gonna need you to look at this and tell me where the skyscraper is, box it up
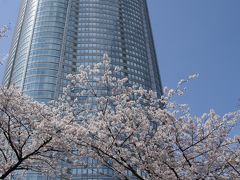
[3,0,162,179]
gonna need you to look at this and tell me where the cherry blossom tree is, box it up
[62,54,240,179]
[0,25,8,39]
[0,25,8,65]
[0,87,74,179]
[0,51,239,179]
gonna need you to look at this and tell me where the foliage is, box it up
[0,25,8,39]
[62,54,240,180]
[0,25,8,65]
[0,87,73,179]
[0,54,239,179]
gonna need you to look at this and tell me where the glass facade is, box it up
[4,0,162,179]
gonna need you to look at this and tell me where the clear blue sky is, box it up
[0,0,240,117]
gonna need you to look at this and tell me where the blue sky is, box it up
[0,0,240,117]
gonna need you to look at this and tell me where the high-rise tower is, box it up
[3,0,162,179]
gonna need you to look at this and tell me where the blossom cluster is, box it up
[0,54,239,180]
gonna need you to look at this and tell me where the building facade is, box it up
[4,0,162,179]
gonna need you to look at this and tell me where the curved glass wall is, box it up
[23,0,69,102]
[3,0,28,86]
[4,0,38,88]
[4,0,162,179]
